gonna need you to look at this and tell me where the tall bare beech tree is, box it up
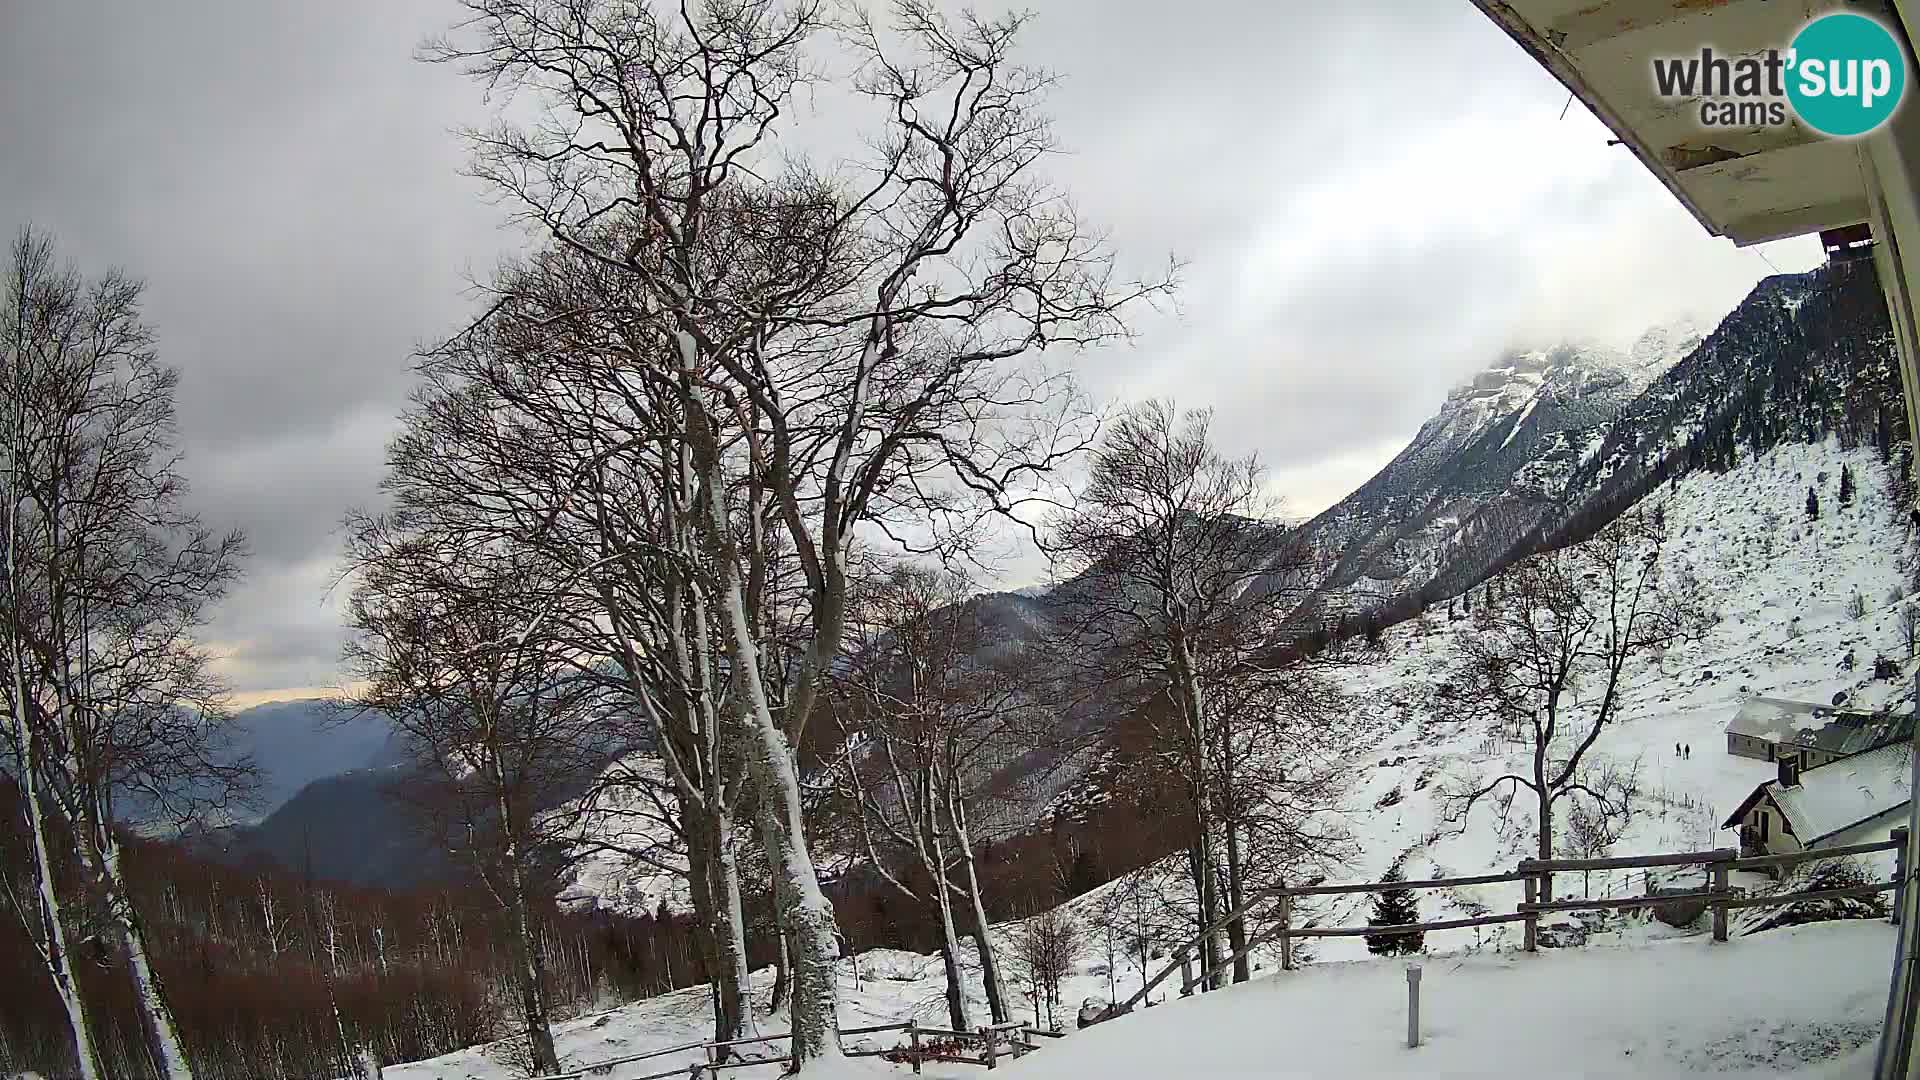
[1045,401,1315,989]
[370,232,790,1051]
[343,540,613,1075]
[1,228,249,1080]
[424,0,1165,1063]
[1442,505,1693,901]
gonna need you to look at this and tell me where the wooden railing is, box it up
[1121,828,1910,1013]
[525,1018,1053,1079]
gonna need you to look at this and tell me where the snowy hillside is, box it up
[376,920,1894,1080]
[388,436,1919,1080]
[1296,438,1915,958]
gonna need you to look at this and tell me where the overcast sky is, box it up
[0,1,1822,704]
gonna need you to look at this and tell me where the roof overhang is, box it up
[1469,0,1890,246]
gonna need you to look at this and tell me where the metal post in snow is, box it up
[1406,963,1422,1049]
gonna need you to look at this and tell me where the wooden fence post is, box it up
[1178,946,1194,996]
[907,1019,920,1075]
[1522,872,1538,952]
[1894,827,1910,927]
[1278,885,1294,972]
[982,1026,997,1071]
[1711,858,1729,943]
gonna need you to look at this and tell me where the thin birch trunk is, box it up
[6,256,103,1080]
[100,838,195,1078]
[947,781,1007,1023]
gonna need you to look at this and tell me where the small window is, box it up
[1760,812,1769,841]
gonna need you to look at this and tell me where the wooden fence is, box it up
[1122,828,1910,1012]
[524,1018,1052,1080]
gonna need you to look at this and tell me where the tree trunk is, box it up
[689,398,840,1068]
[753,794,791,1018]
[1223,822,1249,984]
[921,799,967,1022]
[100,837,195,1079]
[950,796,1007,1023]
[737,723,841,1068]
[18,777,101,1080]
[1167,624,1225,988]
[1197,851,1226,989]
[1536,787,1555,904]
[497,790,560,1075]
[709,805,756,1044]
[6,298,103,1080]
[683,808,729,1042]
[770,916,791,1015]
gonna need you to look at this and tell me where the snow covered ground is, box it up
[381,920,1899,1080]
[989,921,1896,1080]
[388,439,1915,1078]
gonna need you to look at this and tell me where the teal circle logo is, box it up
[1787,13,1907,137]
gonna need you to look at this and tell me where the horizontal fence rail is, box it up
[525,1018,1060,1080]
[1120,828,1910,1017]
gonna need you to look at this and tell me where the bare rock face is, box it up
[1651,887,1710,928]
[1277,325,1700,628]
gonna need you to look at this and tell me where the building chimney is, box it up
[1778,755,1802,789]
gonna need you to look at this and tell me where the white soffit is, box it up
[1472,0,1876,244]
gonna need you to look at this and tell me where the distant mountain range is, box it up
[224,697,406,823]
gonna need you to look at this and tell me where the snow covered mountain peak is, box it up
[1623,317,1705,391]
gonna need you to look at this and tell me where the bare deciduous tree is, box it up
[1044,400,1317,987]
[420,0,1166,1064]
[1443,506,1690,900]
[343,541,614,1075]
[833,563,1027,1029]
[1012,908,1081,1032]
[2,227,250,1080]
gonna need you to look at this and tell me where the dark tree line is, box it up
[0,774,710,1080]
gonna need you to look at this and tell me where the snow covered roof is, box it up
[1724,697,1915,757]
[1771,742,1915,846]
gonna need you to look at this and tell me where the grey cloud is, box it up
[0,1,1811,693]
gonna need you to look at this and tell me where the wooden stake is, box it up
[1522,874,1539,952]
[1711,860,1730,943]
[1278,885,1294,972]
